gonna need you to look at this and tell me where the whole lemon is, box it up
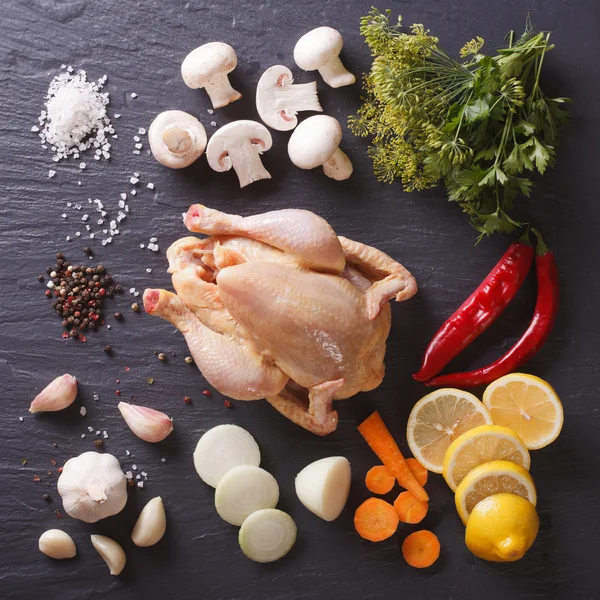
[465,493,539,562]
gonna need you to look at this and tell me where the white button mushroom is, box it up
[255,65,322,131]
[294,27,355,88]
[148,110,207,169]
[206,120,272,188]
[181,42,242,109]
[288,115,353,181]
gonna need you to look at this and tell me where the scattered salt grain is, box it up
[132,464,137,470]
[115,113,121,119]
[146,268,152,273]
[130,176,139,184]
[88,426,94,432]
[210,121,217,127]
[131,189,137,196]
[120,193,127,200]
[79,162,86,169]
[31,125,40,132]
[140,243,145,249]
[137,481,144,488]
[61,213,67,219]
[125,471,133,479]
[95,430,101,435]
[135,143,142,149]
[160,457,166,463]
[80,406,87,416]
[81,434,86,438]
[48,170,56,178]
[19,416,24,422]
[147,182,154,190]
[207,109,214,115]
[131,92,138,98]
[118,200,125,209]
[141,471,148,477]
[133,135,140,142]
[150,237,157,243]
[136,474,141,480]
[138,128,146,135]
[125,450,131,456]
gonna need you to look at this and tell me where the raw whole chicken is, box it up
[144,205,417,435]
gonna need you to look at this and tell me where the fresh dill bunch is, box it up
[350,8,570,238]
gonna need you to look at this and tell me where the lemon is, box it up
[406,389,492,473]
[483,373,564,450]
[443,424,530,491]
[465,493,539,562]
[454,460,536,524]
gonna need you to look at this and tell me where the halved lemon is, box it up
[483,373,564,450]
[454,460,536,524]
[406,389,493,473]
[443,424,530,491]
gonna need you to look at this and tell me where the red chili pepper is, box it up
[413,233,534,382]
[426,230,559,388]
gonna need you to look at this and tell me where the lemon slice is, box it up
[454,460,536,524]
[407,389,493,473]
[443,424,530,491]
[482,373,564,450]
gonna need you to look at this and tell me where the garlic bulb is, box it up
[58,452,127,523]
[29,374,77,413]
[39,529,76,559]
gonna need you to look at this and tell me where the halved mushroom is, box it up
[294,27,355,89]
[148,110,207,169]
[255,65,322,131]
[288,115,353,181]
[206,120,272,188]
[181,42,242,109]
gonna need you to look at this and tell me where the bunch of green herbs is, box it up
[349,9,569,237]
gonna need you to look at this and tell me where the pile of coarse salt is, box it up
[34,66,114,161]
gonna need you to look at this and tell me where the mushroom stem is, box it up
[227,139,272,188]
[317,57,355,89]
[162,124,192,154]
[322,147,353,181]
[275,81,322,115]
[203,75,242,109]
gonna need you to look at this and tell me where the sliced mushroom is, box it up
[181,42,242,109]
[288,115,353,181]
[256,65,322,131]
[294,27,355,88]
[206,120,272,188]
[149,110,207,169]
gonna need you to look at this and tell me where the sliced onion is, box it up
[193,424,260,487]
[215,465,279,525]
[238,509,296,563]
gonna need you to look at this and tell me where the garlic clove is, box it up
[118,402,173,443]
[39,529,76,559]
[131,496,167,547]
[29,374,78,413]
[91,534,126,576]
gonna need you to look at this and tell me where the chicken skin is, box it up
[144,205,417,435]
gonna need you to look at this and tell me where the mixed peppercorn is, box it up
[40,252,122,340]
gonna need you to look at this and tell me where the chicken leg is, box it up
[143,289,288,400]
[265,378,344,436]
[338,236,418,320]
[185,205,346,273]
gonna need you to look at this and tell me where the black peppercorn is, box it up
[37,274,44,282]
[83,247,93,256]
[103,345,112,353]
[114,312,123,321]
[114,285,123,293]
[56,252,63,259]
[88,321,96,330]
[43,493,51,502]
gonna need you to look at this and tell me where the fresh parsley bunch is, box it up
[350,9,570,237]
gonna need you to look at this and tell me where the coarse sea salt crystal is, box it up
[134,135,140,142]
[131,92,138,98]
[132,464,137,470]
[146,268,152,273]
[48,170,56,178]
[125,471,133,479]
[160,457,166,463]
[135,143,142,149]
[79,162,86,169]
[138,128,146,135]
[80,406,87,416]
[120,193,127,200]
[19,416,24,422]
[130,176,139,184]
[137,481,144,488]
[147,182,154,190]
[125,450,131,456]
[150,237,157,243]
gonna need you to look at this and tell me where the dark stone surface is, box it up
[1,0,598,598]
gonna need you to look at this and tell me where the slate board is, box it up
[1,0,599,598]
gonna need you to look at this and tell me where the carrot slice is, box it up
[358,412,428,502]
[394,491,428,524]
[402,530,440,568]
[406,458,428,487]
[365,465,395,495]
[354,498,399,542]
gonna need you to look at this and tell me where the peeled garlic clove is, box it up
[91,534,126,576]
[39,529,76,559]
[29,374,78,413]
[132,496,167,547]
[118,402,173,442]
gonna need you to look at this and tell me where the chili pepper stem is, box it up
[531,228,550,256]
